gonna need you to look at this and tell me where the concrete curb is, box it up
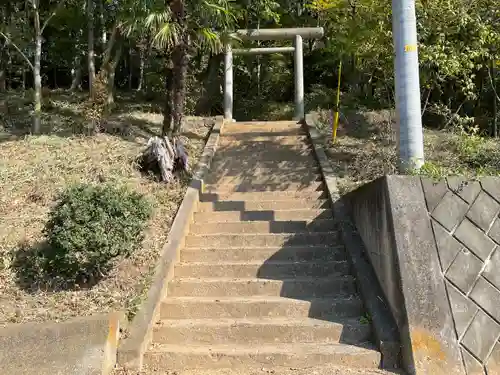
[118,116,224,370]
[0,311,126,375]
[103,311,125,374]
[303,114,402,370]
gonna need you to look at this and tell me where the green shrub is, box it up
[43,184,152,281]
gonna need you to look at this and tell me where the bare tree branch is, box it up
[421,85,432,117]
[0,31,34,70]
[102,22,120,68]
[41,0,68,33]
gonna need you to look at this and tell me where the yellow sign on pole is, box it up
[332,61,342,143]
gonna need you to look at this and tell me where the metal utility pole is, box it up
[224,45,233,121]
[392,0,425,171]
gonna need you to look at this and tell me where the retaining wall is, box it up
[347,175,500,375]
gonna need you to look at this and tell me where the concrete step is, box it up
[210,152,316,165]
[207,167,322,180]
[209,160,318,172]
[153,317,372,346]
[186,232,340,248]
[215,140,312,151]
[138,365,400,375]
[226,120,299,126]
[174,261,349,278]
[160,296,364,320]
[185,232,339,248]
[200,191,325,202]
[193,209,333,223]
[167,277,356,297]
[190,219,335,234]
[203,181,324,193]
[218,135,309,144]
[180,246,347,263]
[222,121,302,133]
[144,343,381,370]
[204,173,323,187]
[212,148,316,161]
[222,128,306,137]
[197,199,330,213]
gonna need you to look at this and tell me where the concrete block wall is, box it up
[422,176,500,374]
[347,175,500,375]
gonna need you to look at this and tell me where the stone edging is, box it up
[118,116,224,370]
[303,115,401,370]
[103,311,127,374]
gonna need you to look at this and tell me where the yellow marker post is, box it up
[332,61,342,143]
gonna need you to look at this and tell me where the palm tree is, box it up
[145,0,236,135]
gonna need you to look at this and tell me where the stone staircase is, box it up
[143,121,391,374]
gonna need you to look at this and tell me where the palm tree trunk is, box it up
[162,62,173,136]
[171,39,188,135]
[170,0,188,135]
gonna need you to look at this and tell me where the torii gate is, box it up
[223,27,324,123]
[225,0,425,173]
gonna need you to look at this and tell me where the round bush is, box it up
[43,184,152,281]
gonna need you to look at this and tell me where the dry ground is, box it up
[0,90,212,326]
[309,109,500,194]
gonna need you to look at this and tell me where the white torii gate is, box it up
[223,27,324,122]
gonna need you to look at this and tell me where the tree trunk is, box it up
[0,70,5,92]
[88,0,95,97]
[0,6,6,92]
[137,46,145,91]
[196,53,222,115]
[170,0,188,135]
[128,47,133,90]
[0,43,5,92]
[162,61,174,136]
[32,0,42,134]
[70,55,83,91]
[105,43,122,110]
[492,59,498,137]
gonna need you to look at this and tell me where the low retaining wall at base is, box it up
[0,311,125,375]
[346,175,500,375]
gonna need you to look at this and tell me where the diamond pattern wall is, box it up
[422,177,500,375]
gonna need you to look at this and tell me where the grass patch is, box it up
[0,91,212,325]
[308,109,500,194]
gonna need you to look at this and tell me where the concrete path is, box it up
[143,121,396,374]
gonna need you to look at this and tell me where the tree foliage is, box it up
[0,0,498,134]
